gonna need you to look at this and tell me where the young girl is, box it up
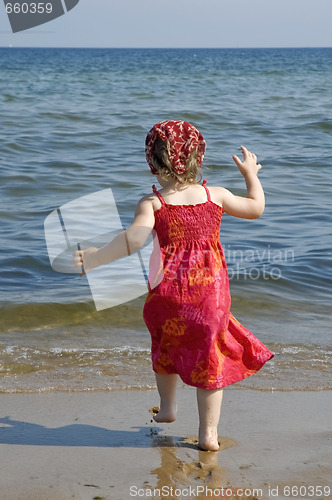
[73,120,274,452]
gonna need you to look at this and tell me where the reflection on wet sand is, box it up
[147,435,240,499]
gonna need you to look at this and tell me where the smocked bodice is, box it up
[152,181,224,248]
[153,201,223,248]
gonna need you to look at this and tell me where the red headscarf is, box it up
[145,120,206,175]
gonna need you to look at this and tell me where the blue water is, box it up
[0,47,331,392]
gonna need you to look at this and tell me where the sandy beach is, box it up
[0,387,331,500]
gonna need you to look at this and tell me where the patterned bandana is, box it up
[145,120,206,175]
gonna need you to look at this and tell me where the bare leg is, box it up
[196,388,223,451]
[153,373,178,423]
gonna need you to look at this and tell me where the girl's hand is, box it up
[72,246,98,276]
[218,145,265,219]
[232,146,262,177]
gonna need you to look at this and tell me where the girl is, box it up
[73,120,274,452]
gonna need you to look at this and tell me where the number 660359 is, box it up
[5,3,53,14]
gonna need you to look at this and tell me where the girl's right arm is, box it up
[72,196,155,274]
[216,146,265,219]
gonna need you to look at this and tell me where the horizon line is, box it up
[1,45,332,50]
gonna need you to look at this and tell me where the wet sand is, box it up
[0,387,331,500]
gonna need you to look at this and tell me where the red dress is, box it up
[143,181,274,389]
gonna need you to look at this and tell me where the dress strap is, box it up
[152,185,166,206]
[202,179,211,202]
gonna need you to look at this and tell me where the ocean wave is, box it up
[0,299,148,333]
[0,340,330,394]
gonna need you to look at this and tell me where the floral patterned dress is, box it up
[143,181,274,389]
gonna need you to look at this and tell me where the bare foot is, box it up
[152,404,177,423]
[198,426,220,452]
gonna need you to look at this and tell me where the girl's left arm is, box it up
[72,196,155,274]
[216,146,265,219]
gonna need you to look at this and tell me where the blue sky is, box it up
[1,0,332,48]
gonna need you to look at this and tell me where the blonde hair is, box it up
[151,137,202,184]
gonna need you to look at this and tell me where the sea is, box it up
[0,47,331,394]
